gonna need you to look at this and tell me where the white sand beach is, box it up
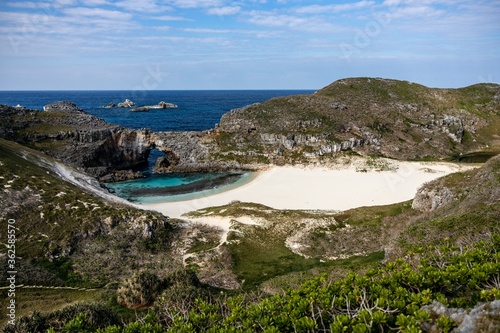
[141,159,472,222]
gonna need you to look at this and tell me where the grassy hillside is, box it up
[0,139,184,327]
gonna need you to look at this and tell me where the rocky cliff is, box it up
[412,154,500,213]
[0,101,153,179]
[214,78,500,164]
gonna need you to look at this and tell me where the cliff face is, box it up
[150,131,246,172]
[0,101,236,179]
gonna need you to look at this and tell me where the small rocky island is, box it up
[100,99,178,111]
[130,101,178,112]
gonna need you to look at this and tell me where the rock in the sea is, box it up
[154,156,170,172]
[154,150,180,173]
[117,99,136,108]
[130,101,178,112]
[157,101,178,109]
[99,169,144,182]
[130,106,150,112]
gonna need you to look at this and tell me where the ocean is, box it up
[0,90,314,203]
[0,90,313,132]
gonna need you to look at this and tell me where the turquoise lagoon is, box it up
[105,172,255,204]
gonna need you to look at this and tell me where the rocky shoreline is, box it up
[0,101,251,183]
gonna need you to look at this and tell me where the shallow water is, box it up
[105,172,255,203]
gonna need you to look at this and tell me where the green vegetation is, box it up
[11,235,497,332]
[184,201,412,290]
[3,303,121,333]
[0,289,104,328]
[159,237,499,333]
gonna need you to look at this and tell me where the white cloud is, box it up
[207,6,241,16]
[54,0,77,6]
[62,7,133,20]
[182,27,233,33]
[246,11,341,32]
[5,2,52,9]
[115,0,172,13]
[388,5,444,18]
[247,13,306,28]
[80,0,113,5]
[295,1,376,14]
[151,15,189,21]
[168,0,225,9]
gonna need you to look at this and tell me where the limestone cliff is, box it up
[0,101,153,179]
[214,78,500,164]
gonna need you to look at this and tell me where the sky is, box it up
[0,0,499,90]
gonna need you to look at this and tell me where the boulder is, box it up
[412,186,456,211]
[422,300,500,333]
[154,157,171,173]
[153,150,180,173]
[130,102,178,112]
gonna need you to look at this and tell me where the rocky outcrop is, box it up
[151,131,230,172]
[258,132,380,154]
[157,101,178,109]
[412,186,456,211]
[214,79,500,163]
[43,100,82,112]
[130,106,150,112]
[412,154,500,213]
[1,102,245,177]
[422,300,500,333]
[0,102,154,179]
[438,115,464,143]
[117,99,136,108]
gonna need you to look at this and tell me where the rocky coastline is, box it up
[1,78,499,185]
[0,101,249,183]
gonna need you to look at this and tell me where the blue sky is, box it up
[0,0,499,90]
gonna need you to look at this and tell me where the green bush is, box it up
[116,272,163,309]
[30,231,500,333]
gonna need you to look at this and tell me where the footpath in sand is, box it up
[141,159,472,231]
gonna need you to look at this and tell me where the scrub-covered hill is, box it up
[215,78,500,164]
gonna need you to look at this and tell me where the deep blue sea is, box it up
[0,90,313,132]
[0,90,314,204]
